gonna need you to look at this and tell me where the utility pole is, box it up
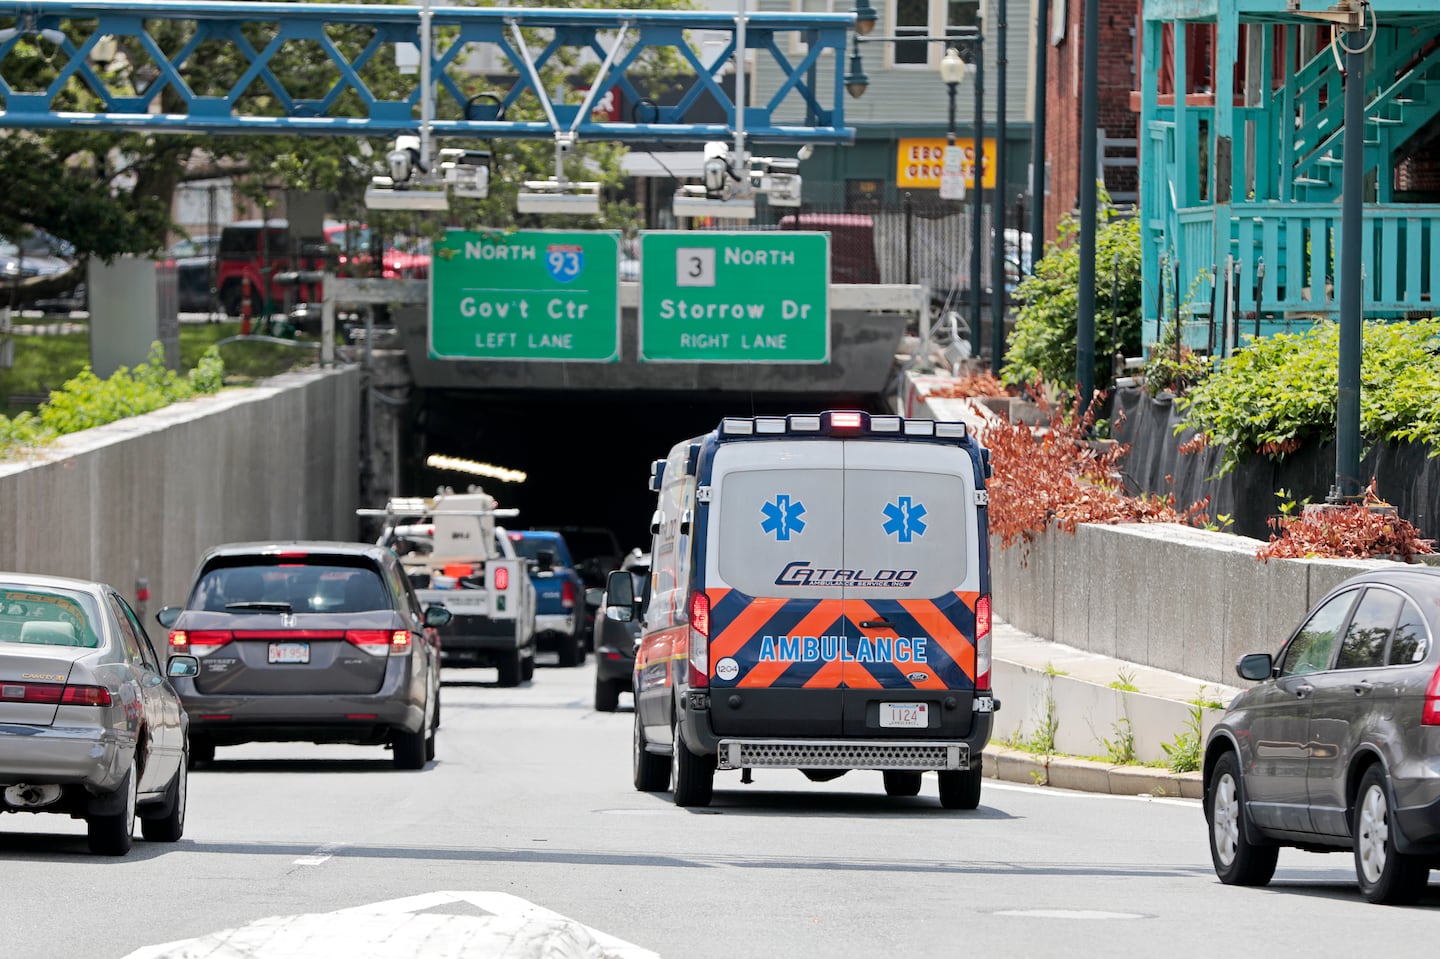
[990,0,1007,375]
[1029,0,1049,272]
[1333,17,1366,502]
[1075,0,1099,412]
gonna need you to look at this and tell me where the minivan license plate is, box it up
[880,702,928,728]
[268,642,310,664]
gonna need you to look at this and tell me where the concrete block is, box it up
[992,527,1055,641]
[1083,527,1119,658]
[1051,530,1091,650]
[991,749,1048,786]
[1179,773,1205,800]
[1046,757,1115,793]
[1108,765,1183,798]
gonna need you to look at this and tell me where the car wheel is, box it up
[883,770,923,797]
[1354,765,1430,904]
[556,631,582,668]
[392,724,428,770]
[432,689,441,729]
[424,725,437,763]
[1206,751,1278,886]
[671,720,715,808]
[188,735,215,768]
[496,650,522,687]
[141,749,188,843]
[937,758,983,810]
[521,654,536,682]
[219,281,243,319]
[87,760,137,856]
[633,710,669,792]
[595,676,620,712]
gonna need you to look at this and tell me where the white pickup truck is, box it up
[362,489,539,686]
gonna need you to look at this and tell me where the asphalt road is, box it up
[2,660,1437,959]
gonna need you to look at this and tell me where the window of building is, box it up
[891,0,981,69]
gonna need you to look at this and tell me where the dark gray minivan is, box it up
[1203,566,1440,903]
[158,542,450,770]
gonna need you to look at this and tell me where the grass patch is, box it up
[2,321,321,411]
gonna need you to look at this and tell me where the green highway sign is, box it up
[639,232,830,363]
[430,230,620,362]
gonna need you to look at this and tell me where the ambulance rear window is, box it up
[714,466,968,599]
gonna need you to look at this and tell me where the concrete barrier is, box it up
[0,367,361,614]
[991,524,1395,688]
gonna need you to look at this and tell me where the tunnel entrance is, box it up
[403,389,888,552]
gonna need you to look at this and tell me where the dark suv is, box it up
[157,542,449,770]
[592,549,649,712]
[1204,566,1440,903]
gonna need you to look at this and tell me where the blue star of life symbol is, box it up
[761,494,806,541]
[883,496,928,543]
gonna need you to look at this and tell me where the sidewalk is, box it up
[982,618,1243,799]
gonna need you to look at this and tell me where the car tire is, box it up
[424,725,437,763]
[521,654,536,682]
[392,724,428,770]
[497,650,522,687]
[937,758,983,810]
[1354,765,1430,904]
[595,677,620,713]
[188,735,215,768]
[883,770,923,797]
[671,721,715,808]
[633,710,669,792]
[557,631,583,668]
[140,750,187,843]
[1206,751,1279,886]
[220,281,244,319]
[87,760,137,857]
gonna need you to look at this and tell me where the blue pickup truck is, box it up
[507,530,588,667]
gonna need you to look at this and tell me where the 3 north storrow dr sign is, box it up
[639,232,830,363]
[429,230,620,361]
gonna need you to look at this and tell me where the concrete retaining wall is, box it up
[0,367,361,614]
[991,524,1396,688]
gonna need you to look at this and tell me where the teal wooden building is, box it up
[1139,0,1440,353]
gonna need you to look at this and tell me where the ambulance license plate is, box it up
[268,642,310,664]
[880,702,928,728]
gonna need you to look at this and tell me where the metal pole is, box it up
[990,0,1007,375]
[1075,0,1099,411]
[419,0,433,172]
[1334,27,1365,502]
[970,38,985,358]
[734,0,748,164]
[1029,0,1049,272]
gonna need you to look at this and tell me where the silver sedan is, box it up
[0,573,195,856]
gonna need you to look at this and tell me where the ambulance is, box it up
[605,410,998,809]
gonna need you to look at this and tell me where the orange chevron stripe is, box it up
[708,593,786,662]
[737,598,846,688]
[803,657,846,688]
[840,599,888,689]
[898,597,976,682]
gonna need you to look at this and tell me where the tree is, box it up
[1001,193,1143,398]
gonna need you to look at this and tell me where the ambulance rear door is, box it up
[703,440,849,738]
[838,438,982,737]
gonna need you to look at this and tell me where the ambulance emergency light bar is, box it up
[717,411,969,440]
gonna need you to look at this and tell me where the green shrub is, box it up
[1178,318,1440,475]
[0,343,224,459]
[1002,192,1143,397]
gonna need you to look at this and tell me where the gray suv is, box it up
[158,542,450,770]
[1203,566,1440,903]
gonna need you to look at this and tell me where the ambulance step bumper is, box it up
[716,740,970,772]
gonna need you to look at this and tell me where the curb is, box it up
[983,746,1202,800]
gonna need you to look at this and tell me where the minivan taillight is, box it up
[346,630,410,657]
[688,591,710,688]
[974,594,992,692]
[1423,664,1440,725]
[171,629,232,657]
[561,579,576,610]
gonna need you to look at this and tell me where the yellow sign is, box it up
[897,137,996,190]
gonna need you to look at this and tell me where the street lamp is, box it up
[844,34,869,98]
[939,47,965,144]
[852,0,878,36]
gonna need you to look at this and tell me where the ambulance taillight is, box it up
[688,590,710,688]
[974,594,992,691]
